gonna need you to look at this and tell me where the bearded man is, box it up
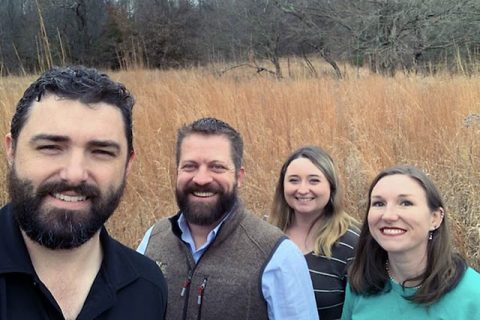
[137,117,318,320]
[0,66,167,320]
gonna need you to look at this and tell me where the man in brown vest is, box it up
[138,117,318,320]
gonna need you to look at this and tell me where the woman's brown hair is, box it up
[348,165,466,304]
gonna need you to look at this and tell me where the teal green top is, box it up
[341,267,480,320]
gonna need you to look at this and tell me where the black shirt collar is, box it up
[0,203,35,275]
[0,203,139,290]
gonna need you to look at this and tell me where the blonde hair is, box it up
[269,146,358,257]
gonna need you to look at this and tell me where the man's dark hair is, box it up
[176,117,243,172]
[10,65,135,155]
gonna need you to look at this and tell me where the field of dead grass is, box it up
[0,63,479,269]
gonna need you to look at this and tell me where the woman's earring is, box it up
[429,225,436,241]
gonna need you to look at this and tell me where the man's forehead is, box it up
[28,94,120,119]
[182,133,231,145]
[180,134,233,160]
[19,95,126,144]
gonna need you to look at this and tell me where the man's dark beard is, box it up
[7,167,125,250]
[176,182,237,226]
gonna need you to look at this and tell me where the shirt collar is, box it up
[0,203,139,291]
[0,204,35,275]
[177,210,233,263]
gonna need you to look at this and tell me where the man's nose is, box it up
[192,166,213,185]
[59,151,89,185]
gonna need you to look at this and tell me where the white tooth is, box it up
[382,228,405,235]
[53,193,87,202]
[296,197,313,202]
[193,192,215,198]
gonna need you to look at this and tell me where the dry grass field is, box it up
[0,61,479,269]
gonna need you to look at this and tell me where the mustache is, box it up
[36,181,100,199]
[182,183,222,194]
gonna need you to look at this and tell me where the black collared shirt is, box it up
[0,204,167,320]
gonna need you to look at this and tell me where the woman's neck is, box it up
[286,211,323,254]
[292,209,323,229]
[387,253,427,288]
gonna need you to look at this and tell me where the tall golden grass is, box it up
[0,61,479,269]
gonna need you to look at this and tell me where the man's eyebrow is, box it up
[30,134,69,144]
[88,140,122,152]
[210,160,228,164]
[29,135,121,152]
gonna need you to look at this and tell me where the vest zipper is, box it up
[178,212,229,320]
[181,269,193,296]
[181,269,193,320]
[196,278,208,320]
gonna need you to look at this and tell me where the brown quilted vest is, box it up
[144,203,286,320]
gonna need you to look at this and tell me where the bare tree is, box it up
[0,0,478,75]
[132,0,201,68]
[273,0,480,75]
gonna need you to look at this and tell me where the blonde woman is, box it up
[270,146,359,320]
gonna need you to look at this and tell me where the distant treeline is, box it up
[1,0,479,77]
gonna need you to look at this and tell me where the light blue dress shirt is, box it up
[137,213,319,320]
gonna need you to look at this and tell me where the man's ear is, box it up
[125,151,135,176]
[4,133,14,166]
[236,166,245,187]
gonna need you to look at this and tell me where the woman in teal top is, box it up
[342,165,480,319]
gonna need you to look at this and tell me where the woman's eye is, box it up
[371,201,384,207]
[400,200,413,206]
